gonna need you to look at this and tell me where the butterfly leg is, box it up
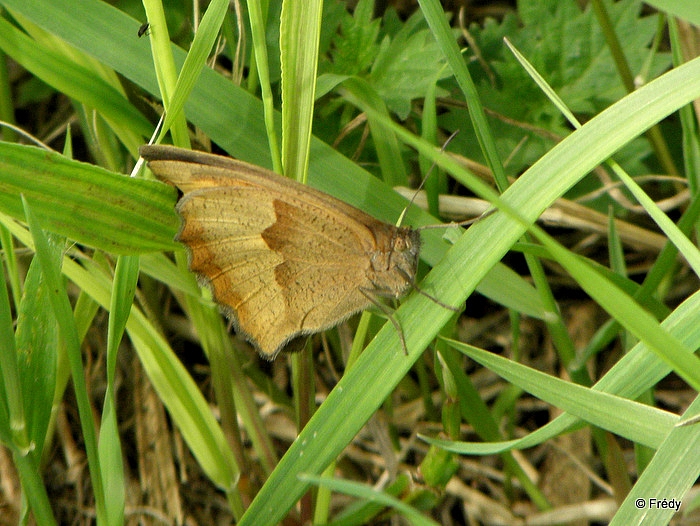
[359,288,408,355]
[394,268,461,312]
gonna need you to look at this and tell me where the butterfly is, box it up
[141,145,421,359]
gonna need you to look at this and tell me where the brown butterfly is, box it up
[140,145,422,359]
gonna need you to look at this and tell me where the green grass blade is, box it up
[280,0,323,182]
[644,0,700,26]
[142,0,189,146]
[157,0,230,142]
[337,76,407,186]
[611,397,700,525]
[0,16,151,142]
[0,261,14,445]
[445,340,677,448]
[0,143,179,254]
[418,0,508,190]
[1,211,240,493]
[300,475,441,526]
[22,196,106,522]
[100,254,139,525]
[420,289,700,457]
[248,0,281,172]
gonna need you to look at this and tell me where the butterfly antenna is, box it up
[397,130,460,227]
[416,208,496,231]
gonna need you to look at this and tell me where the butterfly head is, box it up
[368,227,421,298]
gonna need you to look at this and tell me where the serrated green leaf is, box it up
[370,11,450,119]
[329,0,381,75]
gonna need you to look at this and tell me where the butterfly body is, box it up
[140,145,420,359]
